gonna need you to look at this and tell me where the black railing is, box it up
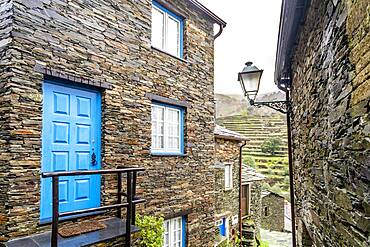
[41,167,145,247]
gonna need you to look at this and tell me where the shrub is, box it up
[260,137,282,156]
[135,215,164,247]
[283,167,289,176]
[244,156,256,168]
[260,241,270,247]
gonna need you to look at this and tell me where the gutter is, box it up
[274,0,310,88]
[187,0,227,39]
[239,140,247,238]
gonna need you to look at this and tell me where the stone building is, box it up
[275,0,370,246]
[241,164,265,236]
[0,0,227,246]
[214,125,247,245]
[261,191,285,232]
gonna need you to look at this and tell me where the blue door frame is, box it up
[40,79,102,221]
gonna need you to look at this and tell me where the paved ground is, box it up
[260,229,292,247]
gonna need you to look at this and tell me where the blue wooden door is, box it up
[40,80,101,221]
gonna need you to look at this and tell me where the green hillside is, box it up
[217,114,290,198]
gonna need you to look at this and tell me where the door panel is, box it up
[40,81,101,220]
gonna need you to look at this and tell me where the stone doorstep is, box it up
[6,218,139,247]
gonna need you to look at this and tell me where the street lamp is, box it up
[238,61,263,103]
[238,62,291,114]
[238,61,297,247]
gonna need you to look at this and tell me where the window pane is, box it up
[225,166,231,188]
[159,107,165,121]
[174,137,179,149]
[167,16,180,56]
[152,121,157,135]
[152,7,165,49]
[158,135,164,149]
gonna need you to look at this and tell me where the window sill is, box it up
[151,153,188,157]
[224,187,233,192]
[151,46,188,64]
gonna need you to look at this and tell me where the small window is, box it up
[151,103,184,155]
[264,206,269,216]
[151,1,184,58]
[163,217,186,247]
[224,164,233,190]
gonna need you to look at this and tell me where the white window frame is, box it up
[163,217,183,247]
[224,164,233,190]
[151,103,183,154]
[151,4,182,57]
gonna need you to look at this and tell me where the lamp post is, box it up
[238,62,296,247]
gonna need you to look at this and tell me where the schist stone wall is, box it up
[0,0,218,246]
[248,181,263,235]
[260,193,284,232]
[291,0,370,246]
[0,0,13,243]
[214,137,241,237]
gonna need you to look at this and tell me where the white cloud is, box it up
[197,0,283,96]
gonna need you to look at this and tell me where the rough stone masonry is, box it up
[0,0,221,246]
[290,0,370,246]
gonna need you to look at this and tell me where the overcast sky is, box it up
[197,0,283,96]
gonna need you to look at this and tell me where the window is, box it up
[151,103,184,155]
[264,206,269,216]
[224,164,233,190]
[151,1,184,58]
[164,217,186,247]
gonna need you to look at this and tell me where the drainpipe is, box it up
[286,89,297,247]
[214,24,224,39]
[239,140,247,241]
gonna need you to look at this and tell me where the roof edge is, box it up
[214,134,248,142]
[187,0,227,27]
[274,0,310,87]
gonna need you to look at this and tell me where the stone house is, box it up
[214,125,247,245]
[275,0,370,246]
[0,0,227,246]
[261,191,285,232]
[241,164,265,236]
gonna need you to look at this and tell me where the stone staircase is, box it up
[217,114,290,194]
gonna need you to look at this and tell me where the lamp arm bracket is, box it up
[250,100,291,114]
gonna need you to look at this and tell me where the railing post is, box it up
[51,176,59,247]
[132,171,137,225]
[117,173,122,218]
[125,172,133,247]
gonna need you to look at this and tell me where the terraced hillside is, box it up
[217,114,290,197]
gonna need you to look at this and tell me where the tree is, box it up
[260,137,282,156]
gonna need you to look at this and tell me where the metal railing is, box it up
[41,167,145,247]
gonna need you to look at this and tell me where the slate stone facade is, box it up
[290,0,370,246]
[241,165,265,238]
[0,0,13,243]
[261,191,284,232]
[0,0,224,246]
[214,137,241,241]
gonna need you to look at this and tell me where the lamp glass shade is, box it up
[238,62,263,100]
[240,71,262,92]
